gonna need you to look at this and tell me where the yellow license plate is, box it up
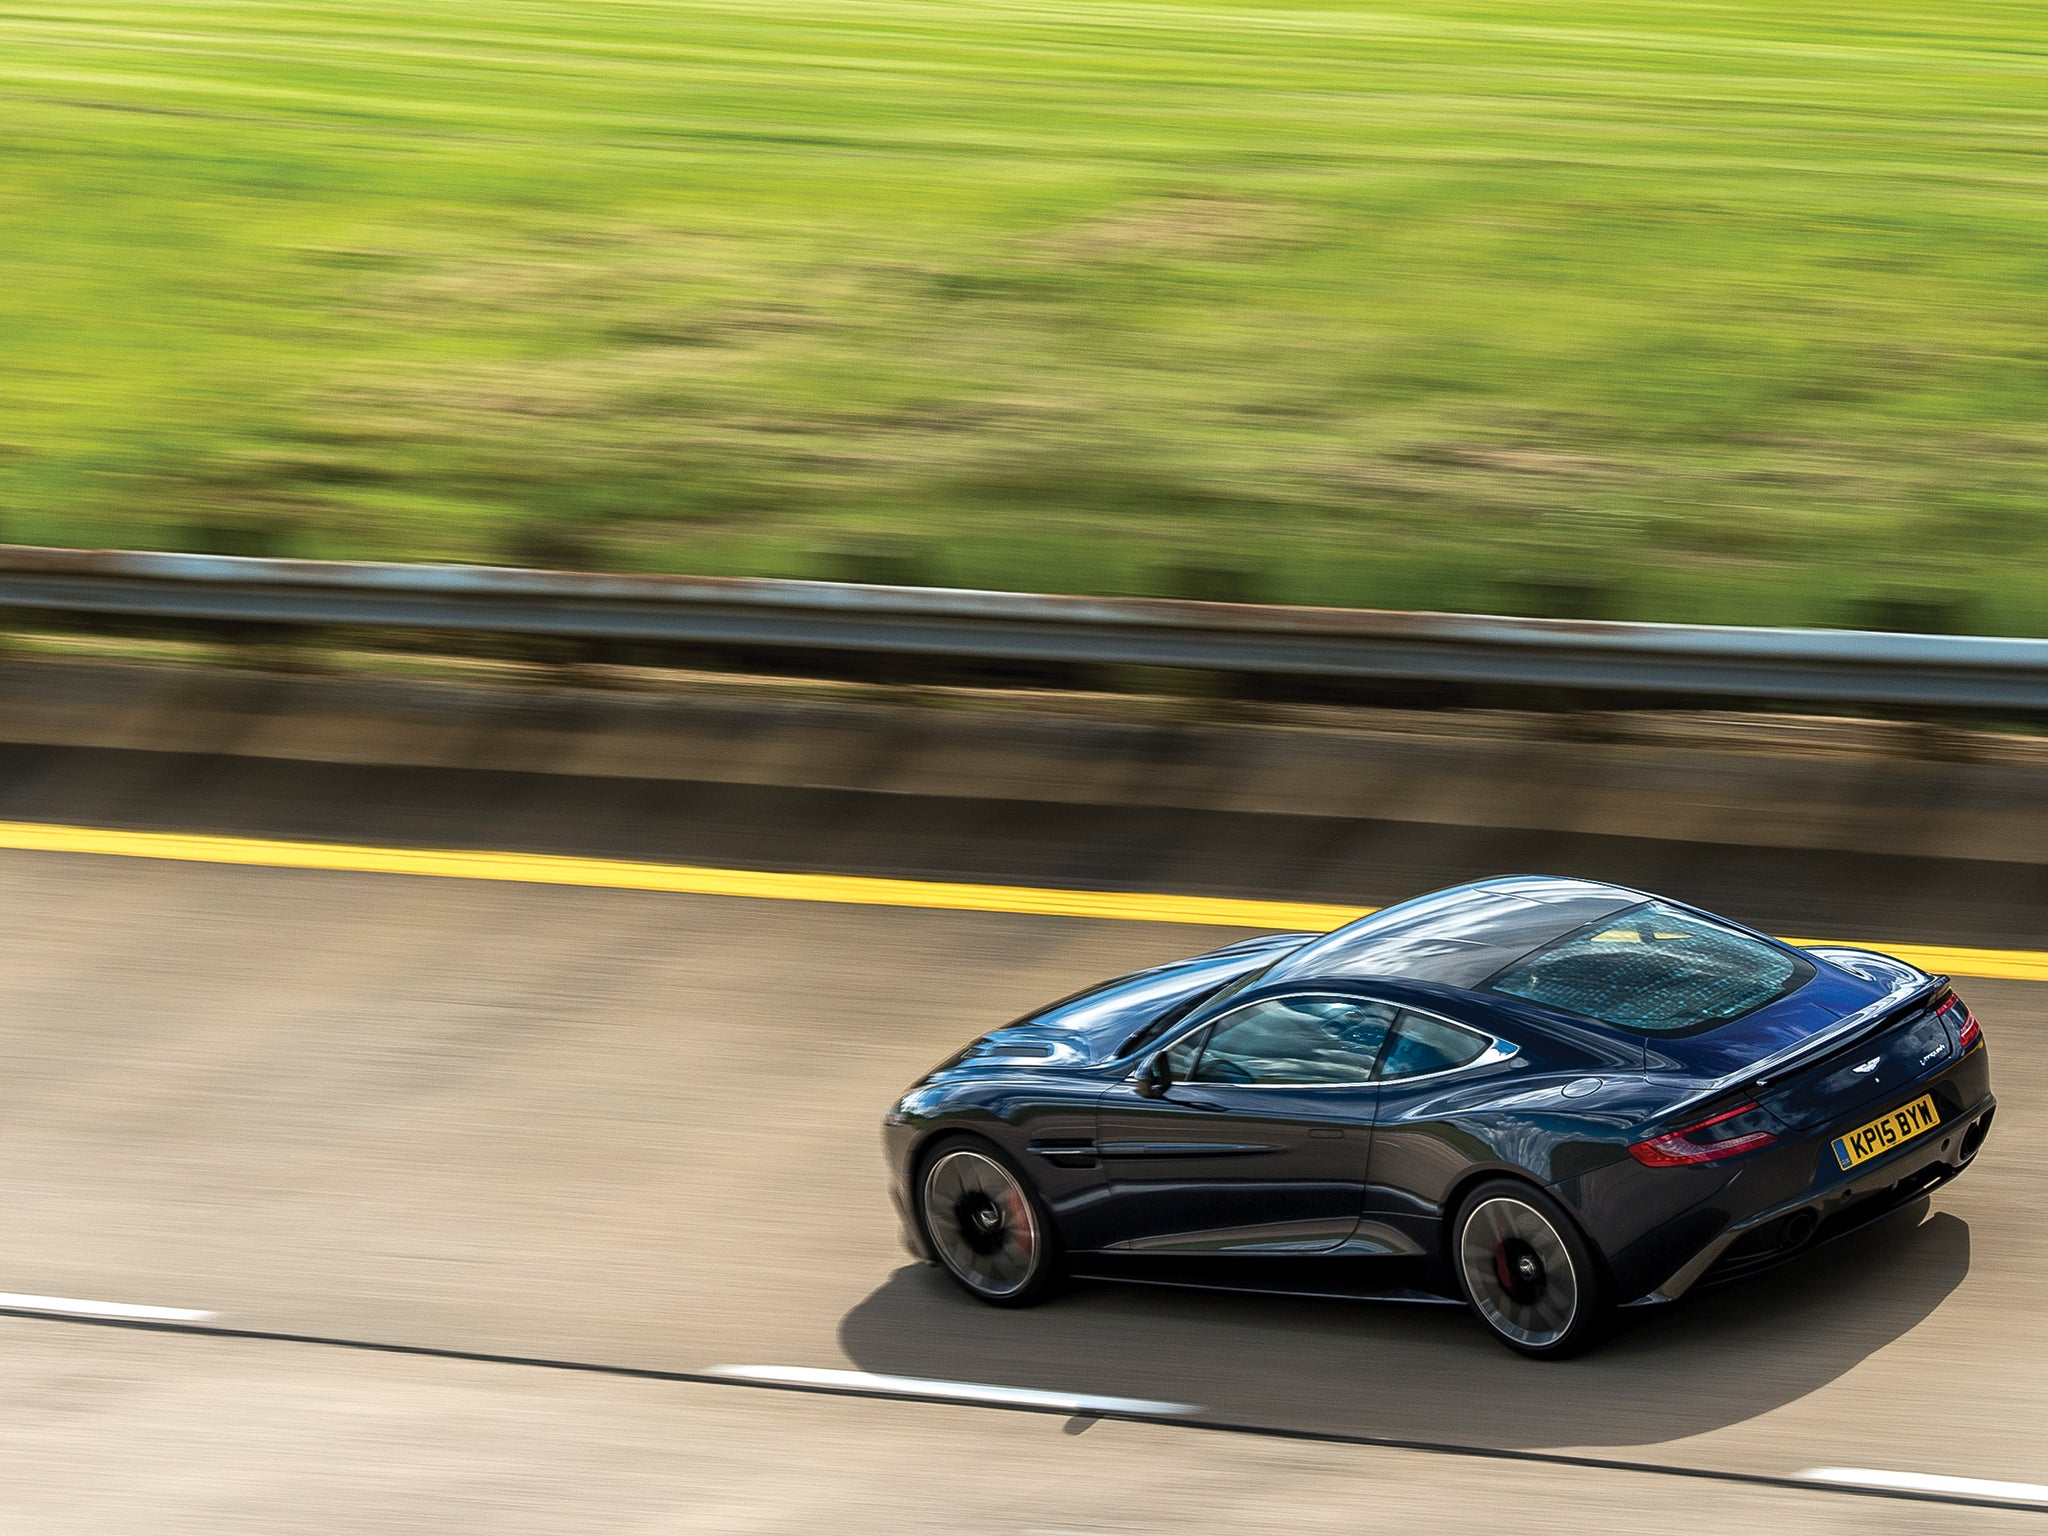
[1832,1093,1941,1171]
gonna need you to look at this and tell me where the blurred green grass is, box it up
[3,1,2048,628]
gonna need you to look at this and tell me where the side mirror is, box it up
[1134,1053,1173,1099]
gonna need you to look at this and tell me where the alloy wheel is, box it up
[1459,1195,1580,1349]
[923,1148,1041,1299]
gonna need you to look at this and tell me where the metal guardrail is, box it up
[0,544,2043,710]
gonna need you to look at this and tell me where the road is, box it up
[0,753,2040,1530]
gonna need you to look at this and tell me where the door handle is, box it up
[1308,1127,1344,1139]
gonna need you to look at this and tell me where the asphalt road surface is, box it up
[0,754,2040,1531]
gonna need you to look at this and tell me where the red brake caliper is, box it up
[1493,1241,1517,1293]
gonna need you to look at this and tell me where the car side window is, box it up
[1190,998,1395,1086]
[1377,1011,1491,1079]
[1161,1026,1209,1082]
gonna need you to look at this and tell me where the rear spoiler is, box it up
[1656,973,1950,1125]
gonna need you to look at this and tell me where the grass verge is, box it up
[3,2,2047,628]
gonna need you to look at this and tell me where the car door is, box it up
[1359,1006,1522,1255]
[1087,995,1392,1255]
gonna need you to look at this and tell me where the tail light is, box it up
[1937,995,1983,1052]
[1630,1102,1781,1167]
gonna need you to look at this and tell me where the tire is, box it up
[916,1135,1063,1307]
[1453,1179,1611,1359]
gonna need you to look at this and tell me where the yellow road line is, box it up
[1777,938,2048,986]
[0,818,2040,983]
[0,819,1364,933]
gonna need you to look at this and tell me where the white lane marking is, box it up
[712,1365,1195,1417]
[1802,1468,2048,1505]
[0,1292,216,1323]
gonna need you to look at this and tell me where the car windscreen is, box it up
[1482,900,1813,1034]
[1010,961,1248,1059]
[1261,882,1638,990]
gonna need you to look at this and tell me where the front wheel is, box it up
[1453,1180,1610,1359]
[917,1137,1062,1307]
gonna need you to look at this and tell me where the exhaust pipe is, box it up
[1960,1109,1994,1164]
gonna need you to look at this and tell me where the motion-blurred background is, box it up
[6,0,2045,630]
[2,5,2047,1534]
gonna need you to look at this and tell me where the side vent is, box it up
[1026,1138,1099,1169]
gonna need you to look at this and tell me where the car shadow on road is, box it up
[837,1201,1968,1451]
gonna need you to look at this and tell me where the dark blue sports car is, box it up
[882,876,1995,1357]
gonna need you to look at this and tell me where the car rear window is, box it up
[1483,900,1812,1034]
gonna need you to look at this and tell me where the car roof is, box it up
[1262,875,1646,993]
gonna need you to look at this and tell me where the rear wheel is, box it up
[1454,1180,1610,1359]
[917,1137,1062,1307]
